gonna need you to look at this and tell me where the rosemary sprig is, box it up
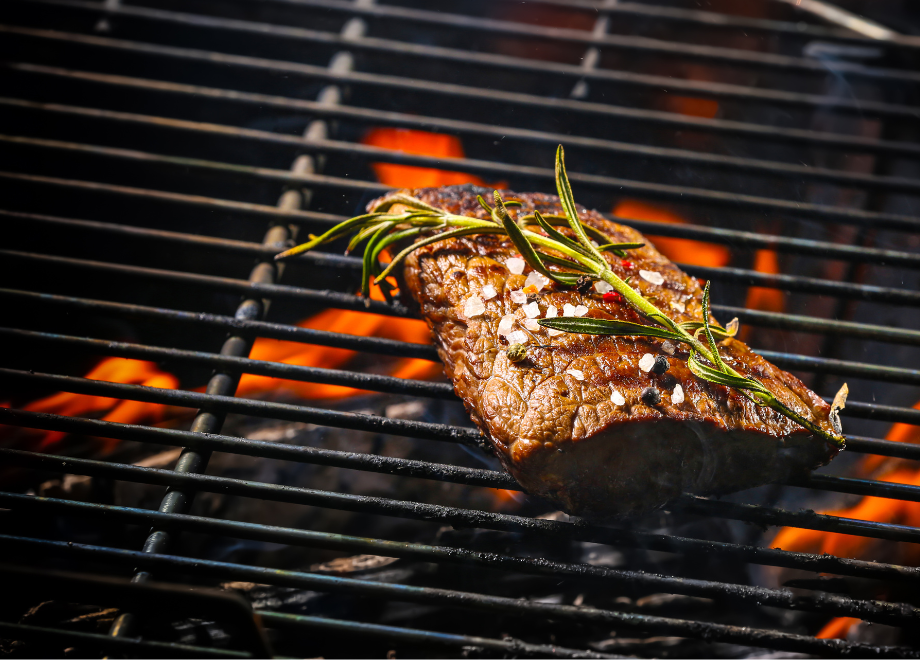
[275,145,847,449]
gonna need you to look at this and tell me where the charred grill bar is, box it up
[1,0,919,656]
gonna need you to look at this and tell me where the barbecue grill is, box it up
[2,0,920,656]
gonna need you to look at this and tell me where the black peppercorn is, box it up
[651,355,669,374]
[575,275,593,294]
[641,387,661,405]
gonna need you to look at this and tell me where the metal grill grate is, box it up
[1,0,919,656]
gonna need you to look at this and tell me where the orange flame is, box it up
[771,400,920,638]
[612,199,730,268]
[4,358,180,454]
[363,128,505,189]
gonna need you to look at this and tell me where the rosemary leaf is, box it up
[539,317,686,342]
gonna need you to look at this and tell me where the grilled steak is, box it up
[376,185,839,519]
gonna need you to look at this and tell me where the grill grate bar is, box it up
[0,327,457,399]
[7,198,920,272]
[1,490,916,626]
[7,246,919,319]
[13,0,920,120]
[11,99,920,204]
[5,404,918,466]
[4,322,918,401]
[14,61,920,161]
[5,286,919,351]
[7,32,920,170]
[11,117,920,209]
[2,536,911,658]
[257,612,618,660]
[178,0,920,83]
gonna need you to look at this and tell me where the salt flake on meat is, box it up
[562,303,577,317]
[594,280,613,294]
[505,257,526,275]
[481,284,498,300]
[610,388,626,406]
[671,384,685,405]
[464,296,486,318]
[545,305,558,319]
[506,330,529,345]
[566,368,585,381]
[522,301,541,318]
[522,318,541,332]
[638,353,656,373]
[498,314,516,336]
[524,271,550,292]
[573,305,589,317]
[670,300,685,313]
[639,270,664,286]
[510,289,527,304]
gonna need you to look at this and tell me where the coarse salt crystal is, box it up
[669,300,685,313]
[522,301,541,318]
[547,329,564,337]
[638,353,656,373]
[481,284,497,300]
[661,340,676,356]
[509,289,527,304]
[464,296,486,318]
[639,270,664,286]
[522,318,541,332]
[545,305,558,319]
[671,384,685,405]
[562,303,577,317]
[505,257,526,275]
[524,271,550,292]
[506,330,529,345]
[498,314,516,336]
[566,368,585,381]
[573,305,589,317]
[594,280,614,294]
[610,388,626,406]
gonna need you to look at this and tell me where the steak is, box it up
[376,185,839,519]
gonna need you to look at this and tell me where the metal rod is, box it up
[4,321,917,394]
[1,492,914,626]
[0,326,455,399]
[258,612,620,659]
[0,287,439,359]
[2,536,908,657]
[4,286,917,351]
[5,199,920,272]
[17,0,919,120]
[0,368,480,442]
[0,622,249,658]
[15,62,920,161]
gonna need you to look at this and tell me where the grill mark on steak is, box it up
[375,185,838,519]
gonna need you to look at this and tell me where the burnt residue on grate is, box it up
[1,0,920,657]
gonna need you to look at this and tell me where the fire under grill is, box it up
[1,0,920,656]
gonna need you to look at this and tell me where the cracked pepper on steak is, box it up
[376,185,839,519]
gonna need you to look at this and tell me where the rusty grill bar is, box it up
[1,0,919,656]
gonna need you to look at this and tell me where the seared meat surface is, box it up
[379,185,838,518]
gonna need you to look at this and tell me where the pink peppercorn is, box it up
[621,260,634,269]
[603,291,622,303]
